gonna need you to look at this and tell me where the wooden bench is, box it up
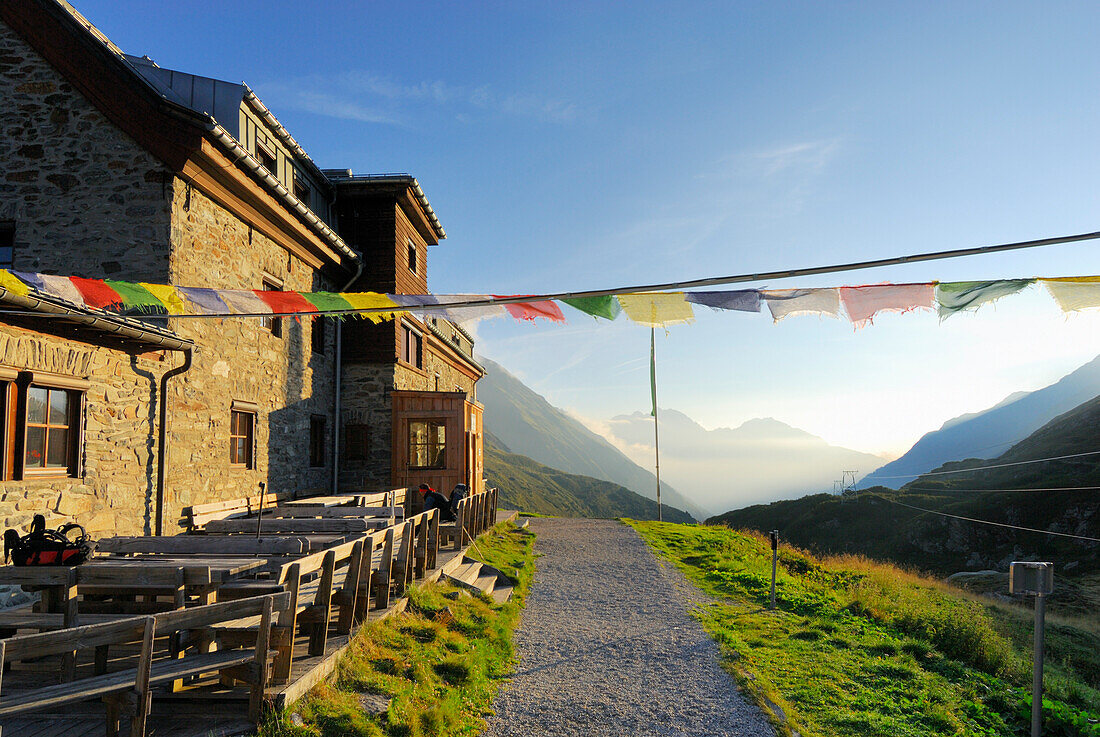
[202,518,380,535]
[97,536,310,556]
[184,488,330,532]
[0,592,288,735]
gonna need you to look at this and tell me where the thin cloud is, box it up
[256,71,580,125]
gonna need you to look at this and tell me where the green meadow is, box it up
[629,521,1100,737]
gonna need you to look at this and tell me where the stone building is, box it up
[0,0,484,539]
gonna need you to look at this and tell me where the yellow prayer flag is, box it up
[1041,277,1100,313]
[616,293,694,327]
[0,270,30,297]
[139,283,189,315]
[343,292,401,323]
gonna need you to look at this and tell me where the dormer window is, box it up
[256,138,277,177]
[293,171,311,206]
[407,240,417,274]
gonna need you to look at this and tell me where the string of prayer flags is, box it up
[176,287,230,315]
[0,270,29,297]
[1040,277,1100,313]
[685,290,762,312]
[616,292,695,327]
[140,283,188,315]
[216,290,272,316]
[562,295,621,320]
[935,280,1034,319]
[340,292,399,323]
[839,283,935,329]
[762,288,840,322]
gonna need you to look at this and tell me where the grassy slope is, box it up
[485,433,693,523]
[709,396,1100,583]
[629,521,1100,737]
[260,520,536,737]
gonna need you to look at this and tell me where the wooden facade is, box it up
[391,391,483,512]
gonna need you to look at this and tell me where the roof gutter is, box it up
[204,122,361,270]
[0,288,192,352]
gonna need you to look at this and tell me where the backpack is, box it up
[449,485,468,515]
[3,514,95,566]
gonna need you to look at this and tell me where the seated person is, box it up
[417,483,455,522]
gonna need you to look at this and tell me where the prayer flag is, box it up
[254,289,316,314]
[763,288,841,322]
[936,280,1032,319]
[1040,277,1100,313]
[69,277,123,310]
[342,292,399,323]
[301,291,355,313]
[562,295,621,320]
[15,272,86,306]
[839,283,934,329]
[0,270,30,297]
[396,294,507,325]
[105,280,168,315]
[493,296,566,323]
[685,290,762,313]
[218,290,272,315]
[140,283,188,315]
[176,287,229,314]
[617,293,694,327]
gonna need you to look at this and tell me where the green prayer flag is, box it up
[104,280,168,315]
[936,280,1033,319]
[562,295,621,320]
[302,291,355,313]
[650,328,657,417]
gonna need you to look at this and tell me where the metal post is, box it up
[769,530,778,610]
[255,482,266,539]
[1032,593,1045,737]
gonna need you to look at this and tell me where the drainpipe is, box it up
[331,261,363,493]
[155,348,193,536]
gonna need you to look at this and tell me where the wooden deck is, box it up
[0,511,516,737]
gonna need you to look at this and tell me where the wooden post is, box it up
[428,509,439,570]
[337,540,364,634]
[130,617,156,737]
[377,527,394,610]
[309,551,336,656]
[60,567,78,682]
[169,567,186,691]
[249,596,274,722]
[273,563,300,684]
[355,537,374,620]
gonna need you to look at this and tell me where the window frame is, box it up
[400,323,423,369]
[407,239,417,274]
[229,405,256,469]
[261,276,283,338]
[309,415,325,468]
[0,371,87,481]
[256,137,278,177]
[407,419,446,470]
[293,171,311,206]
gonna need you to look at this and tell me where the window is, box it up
[0,222,13,269]
[344,423,369,461]
[256,138,278,177]
[261,277,283,337]
[408,420,446,469]
[23,385,79,475]
[230,408,255,469]
[311,316,325,355]
[0,373,87,480]
[293,173,311,206]
[309,415,325,467]
[407,240,417,274]
[400,324,422,368]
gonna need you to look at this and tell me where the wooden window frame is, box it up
[0,371,88,481]
[261,276,283,337]
[309,415,325,468]
[230,405,256,470]
[407,239,417,274]
[400,323,423,369]
[256,137,278,177]
[293,171,311,206]
[407,419,446,470]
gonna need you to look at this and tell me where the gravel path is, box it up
[483,518,775,737]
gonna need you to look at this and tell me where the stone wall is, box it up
[161,182,337,531]
[339,362,395,490]
[0,326,167,540]
[0,21,173,281]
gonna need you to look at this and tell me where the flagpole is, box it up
[651,327,662,523]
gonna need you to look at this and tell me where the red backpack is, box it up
[4,514,94,566]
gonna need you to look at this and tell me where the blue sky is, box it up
[79,1,1100,457]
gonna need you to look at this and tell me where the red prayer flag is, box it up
[70,277,123,309]
[254,289,317,314]
[493,295,566,323]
